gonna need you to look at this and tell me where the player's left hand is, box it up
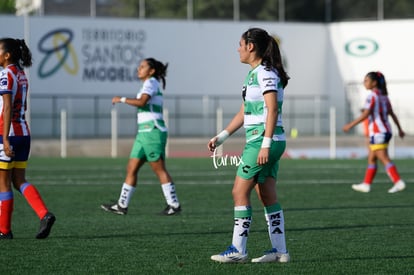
[257,148,269,165]
[112,96,121,105]
[207,137,218,152]
[343,124,352,132]
[3,143,14,158]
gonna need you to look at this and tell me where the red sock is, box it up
[363,164,377,184]
[20,183,48,219]
[0,192,13,234]
[386,163,401,183]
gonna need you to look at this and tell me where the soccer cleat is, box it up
[161,204,181,216]
[388,180,406,193]
[36,212,56,239]
[101,202,128,215]
[211,245,248,263]
[0,231,13,239]
[251,248,290,263]
[352,183,371,193]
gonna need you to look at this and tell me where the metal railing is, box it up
[29,93,330,138]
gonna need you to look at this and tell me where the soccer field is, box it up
[1,157,413,274]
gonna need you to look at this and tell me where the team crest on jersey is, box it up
[248,77,253,85]
[248,74,256,85]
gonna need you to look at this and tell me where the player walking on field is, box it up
[343,71,406,193]
[0,38,55,239]
[207,28,290,263]
[101,58,181,216]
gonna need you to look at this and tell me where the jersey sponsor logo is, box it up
[0,77,7,89]
[263,77,276,88]
[38,28,79,78]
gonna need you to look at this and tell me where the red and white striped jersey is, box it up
[0,64,30,136]
[363,88,392,136]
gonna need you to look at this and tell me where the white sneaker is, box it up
[211,245,248,263]
[388,180,406,193]
[252,249,290,263]
[352,183,371,193]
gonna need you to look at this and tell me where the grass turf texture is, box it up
[1,157,413,274]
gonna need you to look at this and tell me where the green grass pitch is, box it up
[1,157,413,274]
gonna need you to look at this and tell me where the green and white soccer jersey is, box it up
[136,77,167,133]
[242,64,285,142]
[237,65,286,183]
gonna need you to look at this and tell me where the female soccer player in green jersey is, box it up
[208,28,290,263]
[101,58,181,216]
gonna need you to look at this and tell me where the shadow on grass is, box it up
[294,254,414,263]
[48,222,414,240]
[284,204,414,212]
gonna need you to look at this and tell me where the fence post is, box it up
[164,108,169,157]
[216,107,223,156]
[329,106,336,159]
[111,108,118,158]
[202,95,209,137]
[60,109,67,158]
[314,96,321,136]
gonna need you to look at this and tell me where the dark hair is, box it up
[145,58,168,89]
[242,28,289,88]
[366,71,388,95]
[0,38,32,69]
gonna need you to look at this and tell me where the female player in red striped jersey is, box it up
[343,71,406,193]
[0,38,55,239]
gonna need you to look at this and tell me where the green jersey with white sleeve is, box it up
[136,77,167,132]
[242,64,285,143]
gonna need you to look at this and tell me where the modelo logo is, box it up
[345,38,379,57]
[38,28,79,78]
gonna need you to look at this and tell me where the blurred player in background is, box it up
[343,71,406,193]
[208,27,290,263]
[101,58,181,216]
[0,38,55,239]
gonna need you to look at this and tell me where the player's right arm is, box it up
[207,103,244,152]
[343,108,370,132]
[1,93,14,157]
[388,108,405,138]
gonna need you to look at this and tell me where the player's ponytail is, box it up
[17,39,33,68]
[376,71,388,95]
[146,57,168,89]
[263,35,289,88]
[0,38,32,69]
[242,28,289,88]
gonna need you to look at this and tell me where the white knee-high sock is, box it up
[231,206,252,255]
[118,183,136,208]
[264,203,287,253]
[161,182,180,208]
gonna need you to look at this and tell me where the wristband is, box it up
[213,130,230,147]
[120,97,127,103]
[261,137,272,148]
